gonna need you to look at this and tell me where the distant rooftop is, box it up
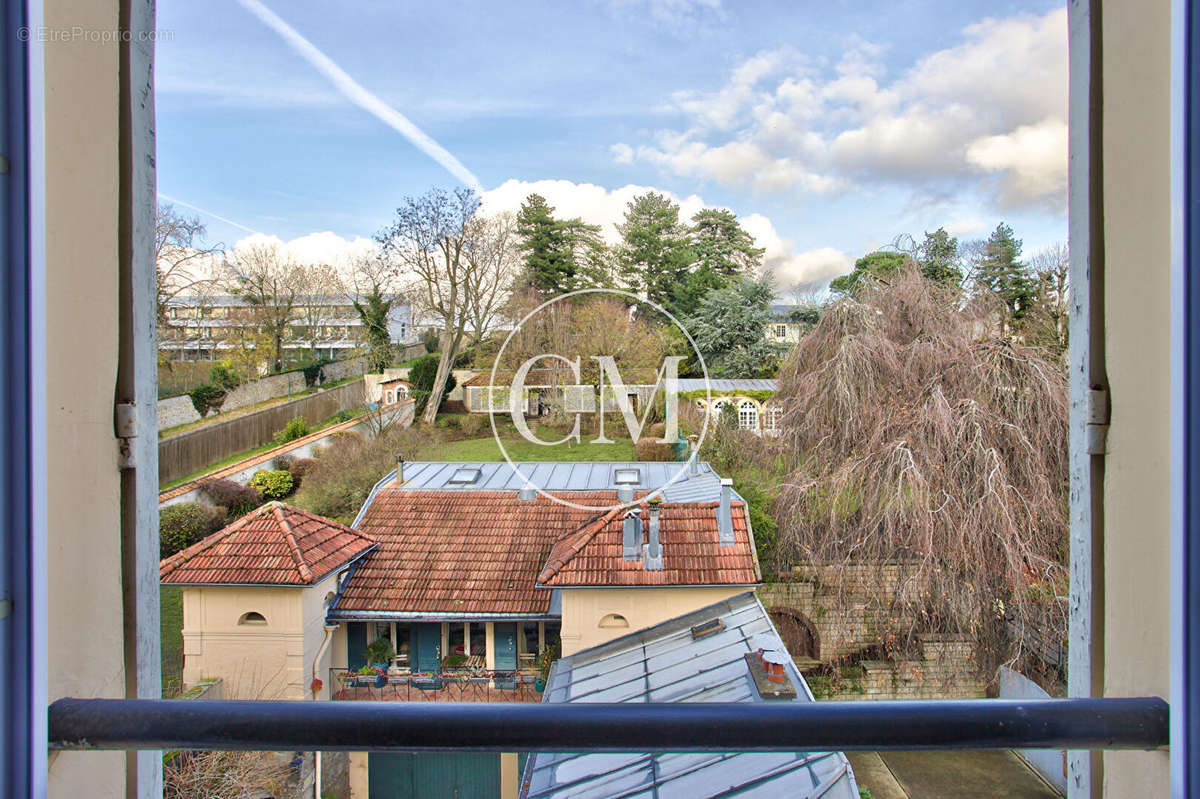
[675,378,777,393]
[521,591,859,798]
[360,461,738,507]
[159,502,375,586]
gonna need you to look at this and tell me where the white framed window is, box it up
[738,400,758,431]
[774,324,787,338]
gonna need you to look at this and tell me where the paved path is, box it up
[847,751,1061,798]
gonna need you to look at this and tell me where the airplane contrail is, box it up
[235,0,484,194]
[158,192,263,235]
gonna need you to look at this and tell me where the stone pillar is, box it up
[485,622,496,670]
[464,622,471,656]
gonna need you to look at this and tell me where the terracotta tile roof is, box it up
[337,490,623,616]
[538,501,760,587]
[160,502,375,586]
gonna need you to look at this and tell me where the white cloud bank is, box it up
[614,8,1068,211]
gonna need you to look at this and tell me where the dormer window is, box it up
[448,467,481,485]
[613,468,640,486]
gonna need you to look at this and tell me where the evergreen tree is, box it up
[685,276,783,378]
[559,217,613,289]
[975,223,1035,319]
[918,227,963,287]
[688,208,764,277]
[516,194,573,295]
[828,251,907,298]
[616,191,693,307]
[352,285,395,373]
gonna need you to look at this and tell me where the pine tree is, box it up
[975,223,1035,319]
[616,191,693,307]
[918,227,963,288]
[516,194,573,295]
[688,208,764,277]
[828,251,907,298]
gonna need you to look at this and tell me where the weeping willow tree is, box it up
[771,267,1068,676]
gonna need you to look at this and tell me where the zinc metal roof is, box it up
[674,379,777,393]
[520,591,858,799]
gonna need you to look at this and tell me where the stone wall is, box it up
[158,357,368,430]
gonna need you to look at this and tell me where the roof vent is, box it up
[643,500,663,571]
[518,485,537,501]
[448,467,481,485]
[622,508,642,561]
[691,618,724,640]
[613,467,641,486]
[617,485,634,503]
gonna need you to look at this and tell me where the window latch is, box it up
[115,401,137,469]
[1085,387,1109,455]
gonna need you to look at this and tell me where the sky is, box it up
[156,0,1068,291]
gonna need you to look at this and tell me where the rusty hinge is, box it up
[1086,387,1109,455]
[116,401,137,469]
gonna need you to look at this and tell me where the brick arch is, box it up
[767,606,820,660]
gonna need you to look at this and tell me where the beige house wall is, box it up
[1098,0,1172,794]
[181,572,339,700]
[559,586,750,655]
[43,0,127,796]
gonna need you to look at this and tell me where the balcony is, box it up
[329,668,543,703]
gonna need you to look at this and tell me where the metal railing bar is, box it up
[48,696,1168,752]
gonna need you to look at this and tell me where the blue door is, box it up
[494,623,518,671]
[414,623,442,672]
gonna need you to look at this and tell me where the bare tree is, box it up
[293,263,346,358]
[155,203,222,324]
[1029,242,1070,351]
[463,211,520,344]
[224,244,303,374]
[376,188,480,424]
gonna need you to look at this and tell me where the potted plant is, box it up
[534,641,560,693]
[355,664,377,686]
[363,636,396,670]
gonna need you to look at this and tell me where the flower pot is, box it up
[534,677,546,692]
[374,674,388,688]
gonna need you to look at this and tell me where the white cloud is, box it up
[597,0,722,31]
[480,178,840,288]
[617,8,1068,211]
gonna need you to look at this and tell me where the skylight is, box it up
[613,468,641,486]
[448,467,481,485]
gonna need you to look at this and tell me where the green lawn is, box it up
[161,585,183,696]
[432,423,637,462]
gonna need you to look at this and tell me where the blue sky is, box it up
[157,0,1067,289]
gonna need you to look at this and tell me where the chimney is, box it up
[643,500,663,571]
[622,508,642,561]
[617,485,634,503]
[395,453,405,487]
[688,436,699,476]
[518,485,537,501]
[718,478,734,545]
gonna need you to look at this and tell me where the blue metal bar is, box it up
[48,696,1168,752]
[1,1,36,796]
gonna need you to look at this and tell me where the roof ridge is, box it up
[537,504,627,584]
[272,502,314,583]
[159,502,270,579]
[274,502,376,546]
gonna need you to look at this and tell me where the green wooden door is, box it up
[369,752,500,798]
[494,623,517,671]
[414,623,442,672]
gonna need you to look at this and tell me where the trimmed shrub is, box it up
[635,437,674,462]
[249,469,294,500]
[272,416,311,446]
[188,383,226,417]
[160,503,227,559]
[200,479,263,517]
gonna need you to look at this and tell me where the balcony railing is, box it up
[329,668,541,703]
[48,696,1168,752]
